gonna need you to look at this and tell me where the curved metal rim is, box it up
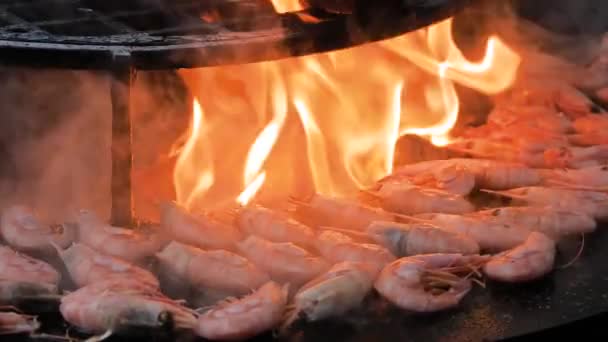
[0,0,474,70]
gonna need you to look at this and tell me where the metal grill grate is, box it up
[0,0,475,69]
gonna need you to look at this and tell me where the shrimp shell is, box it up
[373,182,475,215]
[237,236,330,293]
[374,254,482,313]
[0,205,75,254]
[75,210,167,263]
[483,232,556,283]
[160,201,242,250]
[60,278,197,334]
[315,230,395,275]
[472,207,596,239]
[417,213,530,252]
[540,165,608,188]
[291,193,397,231]
[0,246,60,286]
[486,187,608,219]
[195,281,288,341]
[366,221,480,257]
[55,242,159,288]
[236,206,315,248]
[0,280,58,305]
[0,312,40,335]
[283,262,373,330]
[156,241,270,297]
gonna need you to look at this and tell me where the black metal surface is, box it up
[0,0,475,70]
[9,221,608,341]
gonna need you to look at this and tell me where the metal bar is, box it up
[110,50,134,226]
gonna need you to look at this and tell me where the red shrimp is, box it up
[414,213,531,252]
[374,254,489,313]
[0,311,40,335]
[315,230,395,275]
[573,114,608,135]
[568,132,608,146]
[281,262,373,332]
[365,221,480,256]
[540,165,608,189]
[379,164,476,196]
[75,209,167,263]
[236,236,330,294]
[60,278,197,336]
[487,105,573,133]
[0,246,59,286]
[392,158,541,190]
[235,205,315,248]
[482,187,608,219]
[483,232,556,283]
[195,281,288,341]
[471,207,596,239]
[160,201,242,251]
[368,181,475,215]
[0,205,75,254]
[55,242,159,288]
[289,193,399,231]
[156,241,270,303]
[0,280,58,305]
[544,145,608,169]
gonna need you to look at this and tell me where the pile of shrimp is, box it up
[2,46,608,340]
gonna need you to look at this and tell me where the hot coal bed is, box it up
[2,0,608,341]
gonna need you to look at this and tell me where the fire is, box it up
[270,0,304,13]
[174,17,520,210]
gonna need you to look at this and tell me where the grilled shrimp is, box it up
[282,262,373,332]
[0,205,75,254]
[160,201,242,250]
[445,138,544,167]
[60,278,197,335]
[379,164,476,196]
[544,146,608,169]
[75,209,167,263]
[374,254,488,313]
[573,114,608,135]
[0,246,59,287]
[235,205,315,248]
[415,213,531,252]
[472,207,596,239]
[568,132,608,146]
[483,232,556,283]
[195,281,288,341]
[366,221,480,257]
[482,187,608,219]
[315,230,395,275]
[55,242,159,288]
[237,236,330,293]
[392,158,541,190]
[156,241,270,302]
[0,311,40,335]
[369,181,475,215]
[540,165,608,189]
[289,193,398,231]
[487,105,573,134]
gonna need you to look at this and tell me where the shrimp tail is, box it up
[278,305,301,337]
[558,233,585,269]
[84,330,113,342]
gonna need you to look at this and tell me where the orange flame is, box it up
[174,17,520,209]
[173,99,214,210]
[270,0,304,13]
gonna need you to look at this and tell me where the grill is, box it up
[0,0,475,226]
[3,0,608,341]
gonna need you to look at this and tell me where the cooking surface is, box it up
[0,0,475,69]
[11,221,608,342]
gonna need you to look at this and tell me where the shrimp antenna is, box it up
[29,333,82,342]
[390,212,431,224]
[558,233,585,269]
[547,180,608,192]
[479,189,528,201]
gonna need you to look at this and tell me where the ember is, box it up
[2,0,608,341]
